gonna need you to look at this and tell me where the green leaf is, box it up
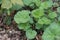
[40,0,53,9]
[48,12,57,19]
[23,0,40,7]
[0,0,2,4]
[58,16,60,21]
[38,17,51,25]
[29,4,35,9]
[1,0,12,9]
[57,7,60,13]
[48,22,60,35]
[18,23,30,31]
[3,16,11,25]
[26,29,37,39]
[42,28,55,40]
[35,23,42,29]
[32,8,44,18]
[29,18,34,24]
[23,0,32,6]
[11,4,22,10]
[14,10,30,24]
[33,0,41,7]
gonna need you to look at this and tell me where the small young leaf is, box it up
[3,16,11,25]
[35,23,42,29]
[48,12,57,19]
[26,29,37,39]
[29,4,35,9]
[29,18,34,24]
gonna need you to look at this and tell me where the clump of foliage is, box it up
[0,0,60,40]
[42,22,60,40]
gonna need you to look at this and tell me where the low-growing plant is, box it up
[0,0,60,40]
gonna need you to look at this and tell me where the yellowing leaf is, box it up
[11,0,24,6]
[1,0,12,9]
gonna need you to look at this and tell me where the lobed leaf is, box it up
[48,12,57,19]
[38,17,51,25]
[14,10,30,24]
[32,8,44,18]
[40,0,53,9]
[26,29,37,39]
[18,23,30,31]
